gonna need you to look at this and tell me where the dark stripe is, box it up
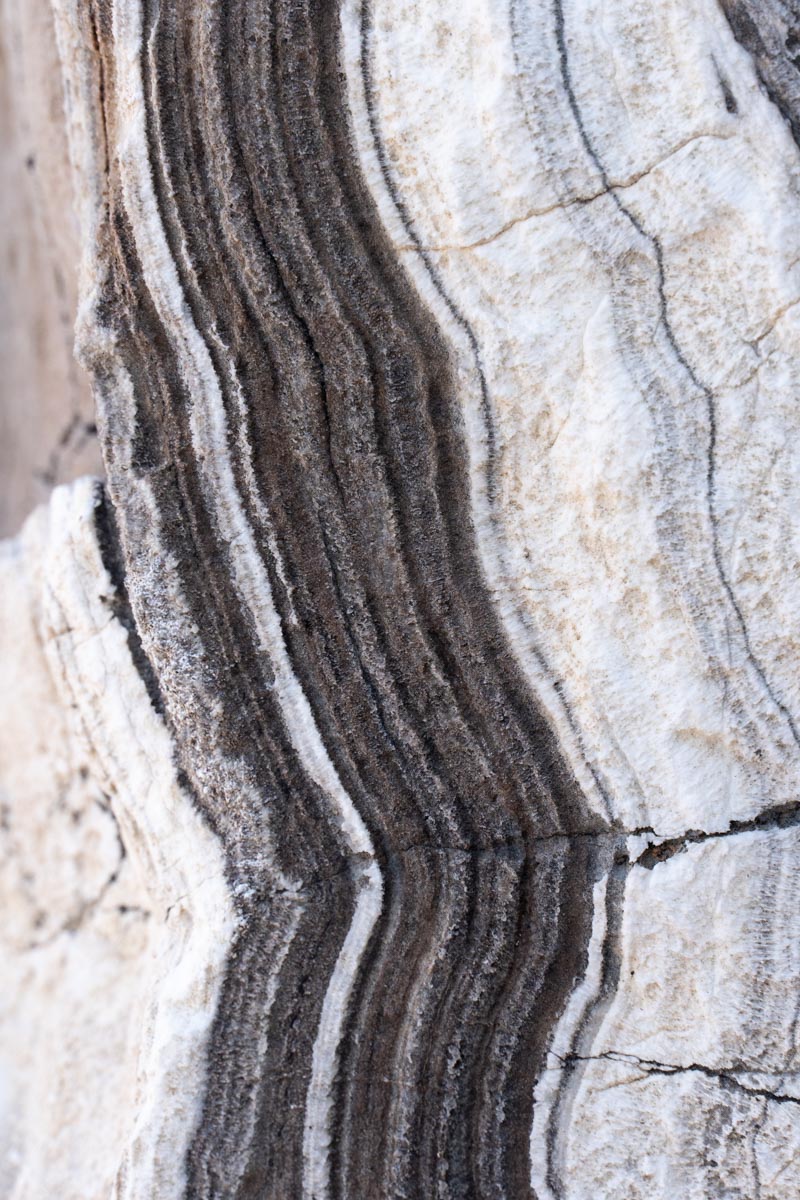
[84,0,608,1194]
[720,0,800,145]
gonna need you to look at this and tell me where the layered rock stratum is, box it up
[3,0,800,1197]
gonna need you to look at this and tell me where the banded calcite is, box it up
[2,0,800,1197]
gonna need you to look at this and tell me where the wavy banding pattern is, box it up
[9,0,796,1195]
[58,0,614,1197]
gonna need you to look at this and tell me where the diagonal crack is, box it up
[553,1050,800,1106]
[393,130,733,254]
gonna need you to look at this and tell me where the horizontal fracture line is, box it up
[221,800,800,907]
[148,802,800,918]
[551,1051,800,1107]
[636,799,800,868]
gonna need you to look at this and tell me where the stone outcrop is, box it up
[2,1,800,1196]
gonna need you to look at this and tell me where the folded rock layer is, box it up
[77,1,609,1194]
[3,0,800,1196]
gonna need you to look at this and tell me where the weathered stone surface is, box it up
[2,0,800,1197]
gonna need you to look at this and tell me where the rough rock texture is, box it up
[2,0,800,1197]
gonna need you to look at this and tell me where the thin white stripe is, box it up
[110,6,384,1195]
[302,861,384,1198]
[528,872,610,1198]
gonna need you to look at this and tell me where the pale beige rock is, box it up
[0,482,237,1198]
[0,0,99,536]
[0,489,148,1198]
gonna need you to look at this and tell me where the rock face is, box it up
[2,0,800,1197]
